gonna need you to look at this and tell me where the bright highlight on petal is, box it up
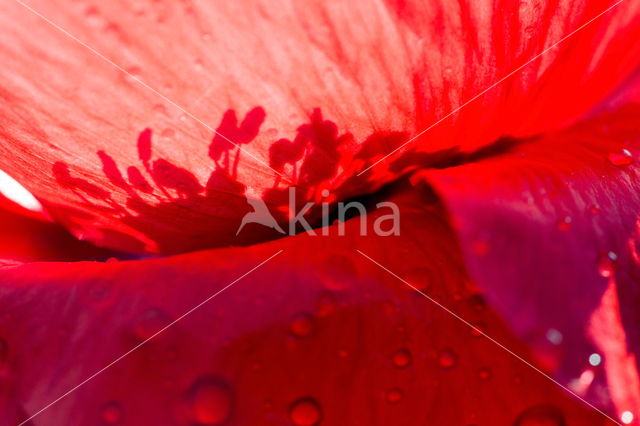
[1,0,639,253]
[0,169,43,213]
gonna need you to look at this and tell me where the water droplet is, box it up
[385,388,403,404]
[290,313,315,338]
[469,294,486,311]
[525,26,535,39]
[202,32,212,41]
[556,216,572,231]
[101,401,123,424]
[589,205,601,215]
[123,67,142,84]
[588,353,601,367]
[133,308,172,340]
[289,397,322,426]
[478,368,492,381]
[404,267,432,291]
[85,282,112,304]
[470,322,486,337]
[546,328,563,345]
[194,59,205,72]
[519,0,528,12]
[513,404,566,426]
[621,411,634,424]
[84,6,102,26]
[153,104,168,116]
[391,348,412,369]
[161,128,176,139]
[598,251,617,278]
[320,255,356,290]
[438,349,458,369]
[186,376,234,425]
[265,128,279,138]
[608,149,633,166]
[316,293,336,317]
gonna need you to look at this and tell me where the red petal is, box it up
[1,1,639,253]
[413,104,640,421]
[0,191,609,424]
[0,202,121,263]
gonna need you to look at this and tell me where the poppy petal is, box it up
[413,103,640,421]
[0,203,122,262]
[0,190,610,424]
[1,0,639,253]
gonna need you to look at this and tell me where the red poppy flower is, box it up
[0,0,639,424]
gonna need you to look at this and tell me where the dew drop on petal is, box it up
[470,322,486,337]
[469,293,486,312]
[525,26,535,39]
[385,388,404,404]
[316,293,337,317]
[598,251,618,278]
[404,267,432,291]
[265,128,279,138]
[84,6,102,26]
[153,104,168,116]
[186,376,234,425]
[545,328,563,345]
[289,313,315,338]
[438,349,458,369]
[608,149,633,166]
[133,308,172,340]
[289,397,322,426]
[621,411,634,424]
[478,368,492,381]
[556,216,572,231]
[124,66,141,83]
[161,128,176,139]
[320,255,356,291]
[391,348,412,369]
[588,353,601,367]
[513,404,566,426]
[101,401,123,424]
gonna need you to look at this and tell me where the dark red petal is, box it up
[0,191,608,424]
[413,104,640,421]
[0,202,121,263]
[1,1,639,253]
